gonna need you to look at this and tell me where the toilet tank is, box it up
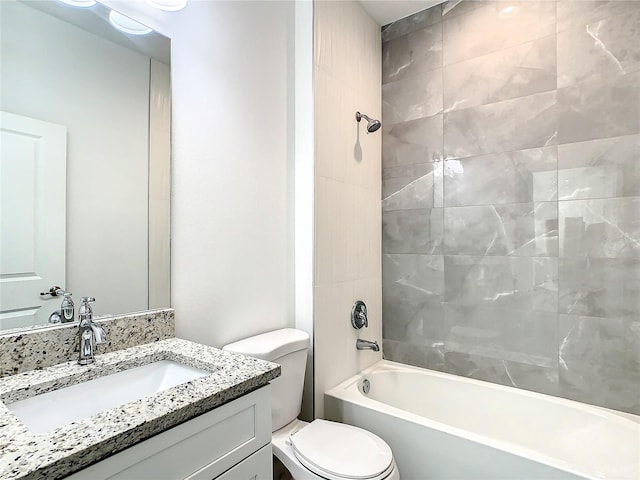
[223,328,309,431]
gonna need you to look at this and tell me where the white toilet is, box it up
[223,328,400,480]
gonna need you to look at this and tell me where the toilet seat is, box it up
[289,419,394,480]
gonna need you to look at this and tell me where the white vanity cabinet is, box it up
[67,386,272,480]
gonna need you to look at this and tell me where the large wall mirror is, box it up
[0,0,171,332]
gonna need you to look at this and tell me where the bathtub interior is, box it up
[355,365,638,466]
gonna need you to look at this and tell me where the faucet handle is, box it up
[48,310,62,324]
[91,323,107,344]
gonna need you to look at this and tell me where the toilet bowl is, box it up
[223,329,400,480]
[272,419,399,480]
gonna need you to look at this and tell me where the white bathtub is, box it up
[324,360,640,480]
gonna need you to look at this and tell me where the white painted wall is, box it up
[313,0,382,417]
[1,1,149,316]
[102,1,296,347]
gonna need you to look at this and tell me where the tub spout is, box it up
[356,339,380,352]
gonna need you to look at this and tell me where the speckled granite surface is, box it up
[0,337,280,479]
[0,309,175,376]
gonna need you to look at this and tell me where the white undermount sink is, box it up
[6,360,209,433]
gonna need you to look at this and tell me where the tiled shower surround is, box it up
[381,0,640,414]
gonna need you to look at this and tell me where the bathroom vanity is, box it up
[67,386,272,480]
[0,312,280,479]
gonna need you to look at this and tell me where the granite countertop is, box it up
[0,338,280,479]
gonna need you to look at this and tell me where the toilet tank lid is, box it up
[222,328,309,361]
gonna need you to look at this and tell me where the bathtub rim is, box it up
[325,359,640,480]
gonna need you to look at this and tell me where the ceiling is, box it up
[358,0,445,26]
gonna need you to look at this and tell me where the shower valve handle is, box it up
[351,300,368,329]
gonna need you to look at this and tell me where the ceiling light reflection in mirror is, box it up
[146,0,187,12]
[109,10,153,35]
[56,0,188,37]
[59,0,188,11]
[59,0,96,7]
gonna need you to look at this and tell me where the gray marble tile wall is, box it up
[381,0,640,414]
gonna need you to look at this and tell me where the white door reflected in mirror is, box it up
[0,112,66,330]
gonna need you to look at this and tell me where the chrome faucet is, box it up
[356,339,380,352]
[77,297,107,365]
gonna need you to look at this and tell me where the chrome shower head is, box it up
[356,112,382,133]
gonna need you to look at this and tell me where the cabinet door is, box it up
[188,444,272,480]
[67,386,271,480]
